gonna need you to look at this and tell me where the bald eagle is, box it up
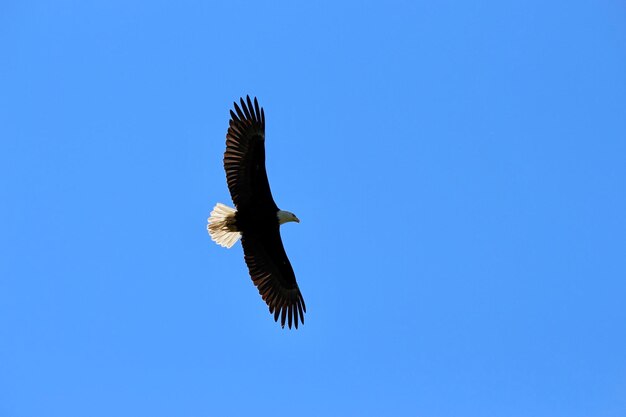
[207,96,305,329]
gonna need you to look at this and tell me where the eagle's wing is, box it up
[241,228,306,329]
[224,96,277,211]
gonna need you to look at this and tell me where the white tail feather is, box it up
[207,203,241,248]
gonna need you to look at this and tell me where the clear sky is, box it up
[1,1,625,416]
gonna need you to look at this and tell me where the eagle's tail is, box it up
[207,203,241,248]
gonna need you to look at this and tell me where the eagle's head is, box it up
[277,210,300,225]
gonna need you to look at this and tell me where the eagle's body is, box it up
[207,96,305,329]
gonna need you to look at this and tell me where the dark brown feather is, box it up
[240,228,305,329]
[223,96,277,211]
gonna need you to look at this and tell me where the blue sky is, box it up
[1,1,625,416]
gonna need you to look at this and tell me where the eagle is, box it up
[207,96,305,329]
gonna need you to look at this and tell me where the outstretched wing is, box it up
[241,228,306,329]
[224,96,277,211]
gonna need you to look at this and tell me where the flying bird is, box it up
[207,96,305,329]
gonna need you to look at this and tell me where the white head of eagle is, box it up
[206,96,306,330]
[277,210,300,225]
